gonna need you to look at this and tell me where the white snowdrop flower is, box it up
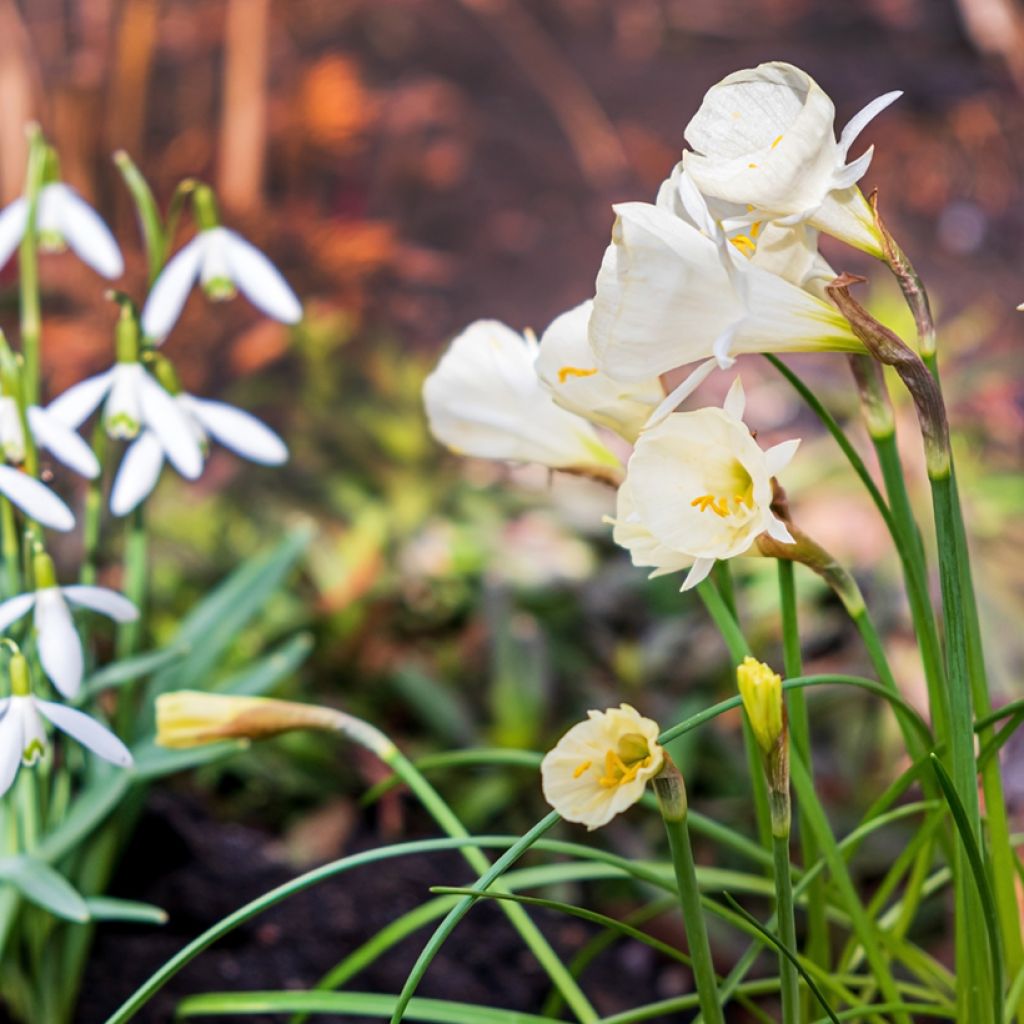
[541,704,664,831]
[0,553,138,699]
[0,396,100,478]
[0,655,132,798]
[0,465,74,532]
[623,379,799,591]
[109,393,289,517]
[424,319,622,482]
[141,227,302,342]
[682,62,901,257]
[588,201,862,382]
[533,301,663,442]
[46,361,203,483]
[0,182,123,278]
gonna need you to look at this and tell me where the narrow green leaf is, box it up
[0,856,89,922]
[130,739,247,781]
[213,632,314,697]
[85,897,167,925]
[76,642,191,703]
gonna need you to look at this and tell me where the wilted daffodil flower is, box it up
[621,379,798,590]
[588,201,862,381]
[541,704,664,830]
[141,185,301,342]
[0,652,132,797]
[533,300,663,442]
[111,391,288,516]
[0,182,123,279]
[0,552,137,699]
[682,61,900,258]
[424,319,622,482]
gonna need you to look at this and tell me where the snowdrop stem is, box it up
[79,422,107,586]
[0,498,20,598]
[18,125,47,406]
[114,150,165,285]
[653,763,725,1024]
[115,507,147,661]
[192,184,221,232]
[113,298,142,363]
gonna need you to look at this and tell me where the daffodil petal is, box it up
[184,397,288,464]
[48,184,124,278]
[34,589,83,699]
[46,369,117,429]
[839,91,902,157]
[832,146,874,190]
[27,406,100,478]
[0,466,75,531]
[61,585,138,623]
[765,438,801,476]
[34,699,133,767]
[222,229,302,324]
[138,375,203,479]
[680,557,716,591]
[766,515,795,545]
[723,376,746,420]
[140,234,206,342]
[109,432,165,516]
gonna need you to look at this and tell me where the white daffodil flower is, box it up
[0,397,100,478]
[605,476,694,580]
[109,393,289,516]
[623,380,799,591]
[533,301,663,443]
[682,62,901,257]
[541,703,664,831]
[0,694,132,797]
[424,319,622,482]
[141,227,302,342]
[0,182,123,278]
[656,163,835,297]
[47,362,203,483]
[0,556,137,699]
[589,201,862,381]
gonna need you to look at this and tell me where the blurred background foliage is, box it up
[2,0,1021,955]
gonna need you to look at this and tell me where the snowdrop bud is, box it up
[32,550,56,590]
[115,303,141,364]
[146,353,183,396]
[9,652,30,697]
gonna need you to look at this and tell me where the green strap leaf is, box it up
[0,856,89,922]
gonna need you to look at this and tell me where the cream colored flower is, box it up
[424,319,621,479]
[534,300,663,442]
[588,201,862,382]
[737,657,785,754]
[682,62,900,257]
[623,380,798,590]
[605,476,694,580]
[542,704,663,830]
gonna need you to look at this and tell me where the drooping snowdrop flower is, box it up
[0,465,75,532]
[541,703,664,830]
[0,653,132,797]
[622,380,798,591]
[533,301,663,442]
[0,553,138,699]
[109,393,289,516]
[424,319,622,482]
[141,227,302,342]
[589,201,862,381]
[682,62,901,258]
[0,182,123,278]
[46,360,203,485]
[0,396,100,479]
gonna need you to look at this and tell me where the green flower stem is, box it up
[1,497,20,597]
[79,423,107,586]
[654,771,725,1024]
[772,831,800,1024]
[18,127,46,406]
[696,578,773,854]
[115,507,148,736]
[778,560,830,1012]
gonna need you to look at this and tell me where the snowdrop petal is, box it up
[35,700,133,766]
[185,397,288,464]
[46,369,117,429]
[0,592,35,632]
[681,557,716,592]
[48,184,124,278]
[839,91,902,157]
[723,377,746,420]
[27,406,100,478]
[138,374,203,479]
[35,589,83,698]
[0,466,74,531]
[140,234,206,342]
[61,585,138,622]
[765,439,801,476]
[109,432,165,516]
[0,198,28,271]
[222,230,302,324]
[0,705,23,797]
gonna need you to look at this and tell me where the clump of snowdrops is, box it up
[106,62,1019,1024]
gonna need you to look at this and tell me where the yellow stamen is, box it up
[730,234,756,257]
[573,760,592,779]
[598,749,651,788]
[770,134,783,149]
[691,494,732,518]
[748,162,758,169]
[749,220,762,239]
[558,365,598,384]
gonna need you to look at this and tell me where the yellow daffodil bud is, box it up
[737,657,784,755]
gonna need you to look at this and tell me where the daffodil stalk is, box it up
[652,760,725,1024]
